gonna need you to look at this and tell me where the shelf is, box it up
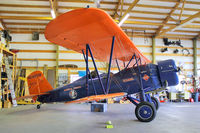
[0,43,17,108]
[2,64,15,68]
[0,46,16,56]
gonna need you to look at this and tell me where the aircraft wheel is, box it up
[135,102,156,122]
[151,97,160,110]
[37,105,41,109]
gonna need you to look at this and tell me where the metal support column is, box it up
[43,64,48,78]
[193,38,197,90]
[152,36,156,64]
[55,45,59,88]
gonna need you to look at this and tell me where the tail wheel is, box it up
[151,97,160,110]
[37,105,41,109]
[135,102,156,122]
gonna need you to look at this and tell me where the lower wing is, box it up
[65,92,125,104]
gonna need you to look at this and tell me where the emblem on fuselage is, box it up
[143,74,149,81]
[69,89,77,99]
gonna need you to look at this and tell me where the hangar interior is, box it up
[0,0,200,133]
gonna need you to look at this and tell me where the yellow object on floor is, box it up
[106,125,114,129]
[105,120,113,128]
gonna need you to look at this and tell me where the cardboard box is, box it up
[4,101,12,108]
[91,103,107,112]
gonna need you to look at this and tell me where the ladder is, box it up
[4,57,17,107]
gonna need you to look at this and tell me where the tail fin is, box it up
[27,71,53,95]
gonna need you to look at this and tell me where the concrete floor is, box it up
[0,103,200,133]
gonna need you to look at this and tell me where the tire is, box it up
[151,97,160,110]
[135,102,156,122]
[37,105,41,109]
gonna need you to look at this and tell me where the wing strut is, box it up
[82,36,116,95]
[82,50,97,96]
[86,44,106,94]
[106,36,115,94]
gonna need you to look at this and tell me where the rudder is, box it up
[27,71,53,95]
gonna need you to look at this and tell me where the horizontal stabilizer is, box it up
[15,93,49,101]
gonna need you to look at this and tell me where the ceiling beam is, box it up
[0,4,49,8]
[136,4,200,12]
[26,0,200,6]
[120,0,124,18]
[149,0,200,5]
[155,1,181,36]
[10,31,44,34]
[178,0,186,21]
[0,8,195,19]
[121,0,140,20]
[159,11,200,36]
[49,0,58,17]
[160,33,196,38]
[0,2,200,12]
[0,16,52,20]
[0,4,197,18]
[0,10,50,15]
[115,20,176,26]
[8,28,45,31]
[113,0,121,19]
[5,22,48,26]
[56,6,200,18]
[2,9,200,24]
[183,25,200,29]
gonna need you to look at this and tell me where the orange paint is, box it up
[65,92,125,104]
[143,74,150,81]
[15,71,53,101]
[123,78,134,82]
[45,8,150,66]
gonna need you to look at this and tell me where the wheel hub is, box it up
[138,105,153,119]
[143,110,148,114]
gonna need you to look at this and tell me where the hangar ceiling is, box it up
[0,0,200,40]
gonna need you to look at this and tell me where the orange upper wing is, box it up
[45,8,150,65]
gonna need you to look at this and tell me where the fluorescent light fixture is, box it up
[118,13,130,27]
[51,9,56,19]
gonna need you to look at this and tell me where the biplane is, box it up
[16,8,179,122]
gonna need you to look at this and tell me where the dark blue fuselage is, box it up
[38,59,179,103]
